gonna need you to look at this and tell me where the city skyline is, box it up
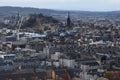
[0,0,120,11]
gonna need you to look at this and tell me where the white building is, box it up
[51,52,61,60]
[80,62,99,72]
[80,72,103,80]
[53,61,59,68]
[59,58,75,68]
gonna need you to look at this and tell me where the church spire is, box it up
[68,12,70,18]
[67,12,71,27]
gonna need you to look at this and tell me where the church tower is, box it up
[67,12,71,27]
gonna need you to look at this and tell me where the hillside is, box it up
[22,14,59,30]
[0,6,120,21]
[0,6,66,18]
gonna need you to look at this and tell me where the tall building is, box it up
[67,12,71,27]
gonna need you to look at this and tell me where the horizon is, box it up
[0,0,120,12]
[0,6,120,12]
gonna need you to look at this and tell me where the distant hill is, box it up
[0,6,120,21]
[0,6,66,17]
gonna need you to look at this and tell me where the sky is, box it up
[0,0,120,11]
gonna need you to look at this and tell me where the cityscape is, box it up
[0,0,120,80]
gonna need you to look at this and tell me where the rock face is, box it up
[23,14,59,28]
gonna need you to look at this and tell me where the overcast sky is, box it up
[0,0,120,11]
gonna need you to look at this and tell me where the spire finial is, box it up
[68,12,70,18]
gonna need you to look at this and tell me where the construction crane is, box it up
[16,12,24,41]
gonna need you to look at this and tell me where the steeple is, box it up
[67,12,71,27]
